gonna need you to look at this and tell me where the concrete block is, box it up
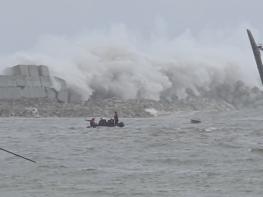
[40,76,52,88]
[39,65,50,77]
[57,90,68,103]
[28,65,40,77]
[46,88,57,100]
[0,87,22,99]
[21,87,47,98]
[0,65,76,102]
[15,76,27,87]
[12,65,30,76]
[25,77,42,87]
[0,76,17,87]
[54,77,67,90]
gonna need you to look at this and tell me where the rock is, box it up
[190,119,201,124]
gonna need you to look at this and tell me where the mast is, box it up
[247,29,263,85]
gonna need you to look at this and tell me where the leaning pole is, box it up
[0,147,36,163]
[247,29,263,85]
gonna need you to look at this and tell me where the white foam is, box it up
[145,108,159,116]
[0,24,261,101]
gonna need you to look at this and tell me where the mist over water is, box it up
[0,25,261,101]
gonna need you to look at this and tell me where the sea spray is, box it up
[0,24,261,101]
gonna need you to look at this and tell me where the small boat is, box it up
[87,122,125,128]
[190,119,201,124]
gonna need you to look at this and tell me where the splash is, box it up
[0,24,260,101]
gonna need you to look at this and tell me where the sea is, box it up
[0,109,263,197]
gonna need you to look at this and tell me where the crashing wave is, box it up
[0,25,262,117]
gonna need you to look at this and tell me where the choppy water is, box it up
[0,109,263,197]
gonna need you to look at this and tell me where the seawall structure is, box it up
[0,65,81,103]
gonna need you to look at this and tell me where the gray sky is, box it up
[0,0,262,53]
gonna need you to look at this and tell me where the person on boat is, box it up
[107,118,115,127]
[114,111,119,126]
[89,118,97,128]
[98,118,107,126]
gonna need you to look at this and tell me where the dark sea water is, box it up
[0,109,263,197]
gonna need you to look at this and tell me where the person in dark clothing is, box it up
[89,118,97,128]
[98,118,107,126]
[98,118,103,126]
[114,112,119,126]
[107,118,115,127]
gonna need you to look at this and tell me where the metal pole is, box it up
[0,147,36,163]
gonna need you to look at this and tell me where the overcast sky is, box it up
[0,0,262,53]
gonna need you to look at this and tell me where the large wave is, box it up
[0,25,261,101]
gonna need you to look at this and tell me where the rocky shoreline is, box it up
[0,67,263,118]
[0,90,261,118]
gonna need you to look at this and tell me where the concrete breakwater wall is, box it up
[0,65,81,103]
